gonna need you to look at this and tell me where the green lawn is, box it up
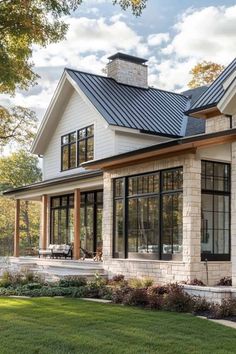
[0,298,235,354]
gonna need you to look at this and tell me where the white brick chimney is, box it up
[107,52,148,88]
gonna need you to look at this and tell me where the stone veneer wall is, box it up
[205,115,231,134]
[107,58,148,88]
[231,141,236,286]
[102,153,232,285]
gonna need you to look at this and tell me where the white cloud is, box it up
[148,5,236,92]
[162,5,236,64]
[4,4,236,124]
[148,33,170,46]
[32,16,149,69]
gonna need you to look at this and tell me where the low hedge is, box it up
[0,271,235,319]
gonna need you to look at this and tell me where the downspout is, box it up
[224,114,233,129]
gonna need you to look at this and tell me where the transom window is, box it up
[61,125,94,171]
[113,168,183,260]
[201,161,230,261]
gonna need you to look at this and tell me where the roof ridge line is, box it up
[65,67,187,98]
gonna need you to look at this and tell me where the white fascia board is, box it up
[31,72,69,155]
[109,125,140,134]
[223,70,236,91]
[217,78,236,115]
[65,72,112,129]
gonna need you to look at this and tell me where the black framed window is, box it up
[50,191,103,250]
[61,125,94,171]
[61,132,76,171]
[113,168,183,260]
[50,194,74,244]
[78,125,94,165]
[201,161,230,261]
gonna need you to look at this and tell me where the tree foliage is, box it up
[113,0,147,16]
[0,106,38,149]
[0,0,146,94]
[0,150,42,256]
[0,150,42,189]
[188,61,225,89]
[0,0,146,147]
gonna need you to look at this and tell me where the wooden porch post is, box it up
[41,195,48,250]
[14,199,20,257]
[74,188,81,260]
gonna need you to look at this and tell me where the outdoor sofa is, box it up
[38,244,73,259]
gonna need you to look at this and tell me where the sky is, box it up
[1,0,236,122]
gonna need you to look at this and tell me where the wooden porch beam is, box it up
[14,199,20,257]
[74,188,81,260]
[41,195,48,250]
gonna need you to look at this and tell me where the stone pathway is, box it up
[198,316,236,329]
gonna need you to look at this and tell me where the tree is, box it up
[0,0,146,94]
[0,0,147,147]
[0,106,37,149]
[188,61,225,89]
[0,150,42,255]
[0,150,42,189]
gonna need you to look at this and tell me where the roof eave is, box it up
[82,129,236,170]
[185,104,221,118]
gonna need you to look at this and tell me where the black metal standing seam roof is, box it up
[66,69,189,137]
[186,58,236,114]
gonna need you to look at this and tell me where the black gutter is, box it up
[82,128,236,168]
[139,129,182,139]
[3,170,103,196]
[185,102,218,115]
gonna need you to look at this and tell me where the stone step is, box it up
[3,257,107,283]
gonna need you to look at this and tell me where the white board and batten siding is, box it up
[42,88,167,181]
[114,131,168,155]
[43,89,115,180]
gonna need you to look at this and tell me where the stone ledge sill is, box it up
[108,258,184,264]
[183,284,236,293]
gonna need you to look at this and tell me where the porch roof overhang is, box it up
[82,129,236,170]
[3,170,103,200]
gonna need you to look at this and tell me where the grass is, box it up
[0,298,235,354]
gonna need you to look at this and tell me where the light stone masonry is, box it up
[102,152,231,285]
[205,115,231,134]
[107,58,148,88]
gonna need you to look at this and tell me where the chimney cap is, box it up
[107,52,148,65]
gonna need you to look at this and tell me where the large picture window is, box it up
[113,168,183,260]
[201,161,230,261]
[50,194,74,244]
[61,125,94,171]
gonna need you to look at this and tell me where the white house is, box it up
[5,53,236,286]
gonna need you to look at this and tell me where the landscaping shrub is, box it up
[146,286,168,309]
[209,299,236,319]
[191,296,210,315]
[163,283,192,313]
[58,276,87,288]
[0,270,44,288]
[22,283,43,290]
[122,288,148,307]
[84,281,112,299]
[216,277,232,286]
[112,285,133,304]
[128,277,154,289]
[111,274,125,283]
[187,279,206,286]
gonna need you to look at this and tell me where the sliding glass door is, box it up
[50,191,103,254]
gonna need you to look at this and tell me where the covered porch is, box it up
[4,170,103,261]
